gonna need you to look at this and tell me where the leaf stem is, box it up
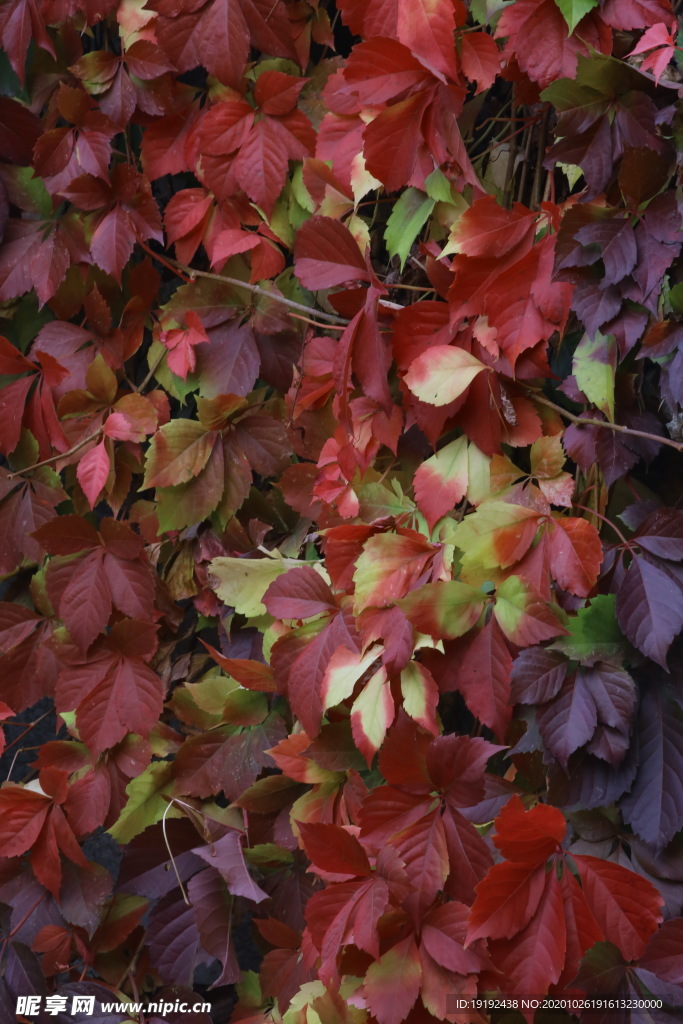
[5,429,104,480]
[2,710,52,756]
[572,502,634,550]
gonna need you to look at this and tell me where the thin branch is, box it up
[5,429,104,480]
[115,931,148,992]
[137,345,168,392]
[137,238,192,283]
[526,389,683,452]
[504,105,519,209]
[531,105,550,211]
[0,893,46,961]
[517,118,536,203]
[572,502,635,550]
[166,256,350,325]
[161,798,190,905]
[288,312,347,330]
[2,710,52,757]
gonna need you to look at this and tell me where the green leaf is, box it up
[107,762,181,844]
[384,188,435,269]
[400,580,487,639]
[143,419,216,489]
[553,0,599,35]
[425,168,455,204]
[552,595,624,663]
[573,331,616,422]
[210,553,322,618]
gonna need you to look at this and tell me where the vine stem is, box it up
[5,428,104,480]
[165,256,350,325]
[525,389,683,453]
[0,893,46,961]
[2,710,52,756]
[572,502,634,550]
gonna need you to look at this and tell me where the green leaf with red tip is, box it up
[400,580,486,640]
[413,436,489,530]
[454,501,541,570]
[321,646,382,713]
[362,935,422,1024]
[404,345,488,406]
[351,665,394,766]
[352,530,439,614]
[400,660,439,734]
[143,419,216,489]
[494,575,566,645]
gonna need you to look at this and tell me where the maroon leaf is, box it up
[616,554,683,668]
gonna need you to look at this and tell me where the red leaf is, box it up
[492,795,566,866]
[56,621,164,755]
[557,866,604,991]
[0,785,51,857]
[90,207,136,282]
[298,822,371,877]
[286,611,359,737]
[548,516,603,597]
[487,869,566,997]
[573,854,663,961]
[460,32,501,94]
[231,118,290,216]
[294,216,371,290]
[363,90,431,193]
[76,438,110,509]
[201,641,276,692]
[263,566,337,620]
[444,618,513,741]
[188,868,240,986]
[495,0,611,89]
[639,918,683,983]
[33,515,100,555]
[254,71,308,116]
[467,860,547,943]
[47,550,112,652]
[161,310,210,380]
[421,902,487,974]
[305,876,390,983]
[0,375,33,455]
[195,0,249,90]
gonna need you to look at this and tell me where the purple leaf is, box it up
[188,867,241,987]
[537,671,598,767]
[634,509,683,561]
[616,555,683,668]
[620,687,683,852]
[639,918,683,984]
[197,318,260,398]
[510,646,567,705]
[148,890,208,986]
[548,747,638,810]
[575,217,637,287]
[572,278,623,339]
[192,829,268,903]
